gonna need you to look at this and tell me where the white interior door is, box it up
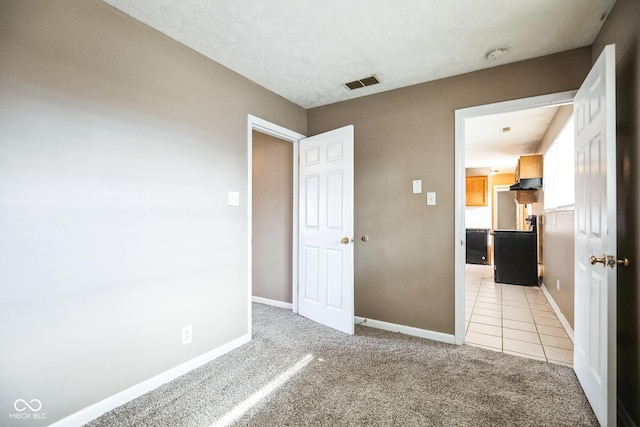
[573,44,616,427]
[298,125,354,334]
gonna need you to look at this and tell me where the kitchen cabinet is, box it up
[465,176,488,206]
[513,190,539,204]
[515,155,543,181]
[493,230,538,286]
[512,155,542,204]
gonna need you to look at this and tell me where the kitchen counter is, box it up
[492,229,535,233]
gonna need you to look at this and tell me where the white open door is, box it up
[573,44,617,427]
[298,125,354,335]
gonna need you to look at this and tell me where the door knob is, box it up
[616,257,630,267]
[591,254,630,268]
[607,255,630,268]
[340,237,350,245]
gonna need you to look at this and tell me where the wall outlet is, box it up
[426,192,436,206]
[228,191,240,206]
[556,279,560,291]
[182,325,192,345]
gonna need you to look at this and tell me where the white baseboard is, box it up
[618,398,638,427]
[50,334,251,427]
[252,296,293,310]
[354,316,455,345]
[539,281,574,343]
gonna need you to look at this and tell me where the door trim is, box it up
[493,184,513,230]
[453,91,576,345]
[247,115,306,334]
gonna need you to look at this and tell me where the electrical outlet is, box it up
[556,279,560,291]
[182,325,192,345]
[228,191,240,206]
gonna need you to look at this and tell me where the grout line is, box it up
[483,266,503,350]
[524,287,549,362]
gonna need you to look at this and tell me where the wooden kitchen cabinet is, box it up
[466,176,488,206]
[515,155,543,181]
[513,190,539,204]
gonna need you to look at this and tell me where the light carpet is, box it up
[87,303,597,426]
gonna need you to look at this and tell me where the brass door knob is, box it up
[591,254,630,268]
[340,237,350,245]
[617,257,630,267]
[607,255,630,268]
[590,255,606,267]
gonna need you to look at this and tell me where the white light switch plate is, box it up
[228,191,240,206]
[427,192,436,205]
[412,180,422,194]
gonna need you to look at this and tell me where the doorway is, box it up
[494,186,517,230]
[454,91,576,345]
[247,116,356,335]
[251,130,294,307]
[247,115,305,334]
[458,95,577,364]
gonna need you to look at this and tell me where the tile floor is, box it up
[465,264,574,366]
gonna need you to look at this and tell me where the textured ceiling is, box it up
[102,0,615,109]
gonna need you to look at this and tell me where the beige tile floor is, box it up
[465,264,574,366]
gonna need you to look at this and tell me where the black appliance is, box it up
[466,229,489,265]
[492,230,538,286]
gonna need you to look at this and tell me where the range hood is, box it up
[509,177,542,191]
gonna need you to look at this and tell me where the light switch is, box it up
[412,180,422,194]
[228,191,240,206]
[427,192,436,206]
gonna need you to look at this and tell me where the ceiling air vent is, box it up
[343,75,379,91]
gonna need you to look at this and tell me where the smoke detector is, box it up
[486,47,509,60]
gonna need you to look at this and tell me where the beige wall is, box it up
[252,131,294,303]
[308,48,591,334]
[0,1,305,425]
[534,105,575,328]
[593,0,640,423]
[541,211,575,328]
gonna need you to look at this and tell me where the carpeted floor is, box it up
[88,303,598,426]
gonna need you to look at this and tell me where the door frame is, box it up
[453,91,576,344]
[247,115,306,334]
[493,184,515,230]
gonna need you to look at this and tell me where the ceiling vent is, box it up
[343,75,380,91]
